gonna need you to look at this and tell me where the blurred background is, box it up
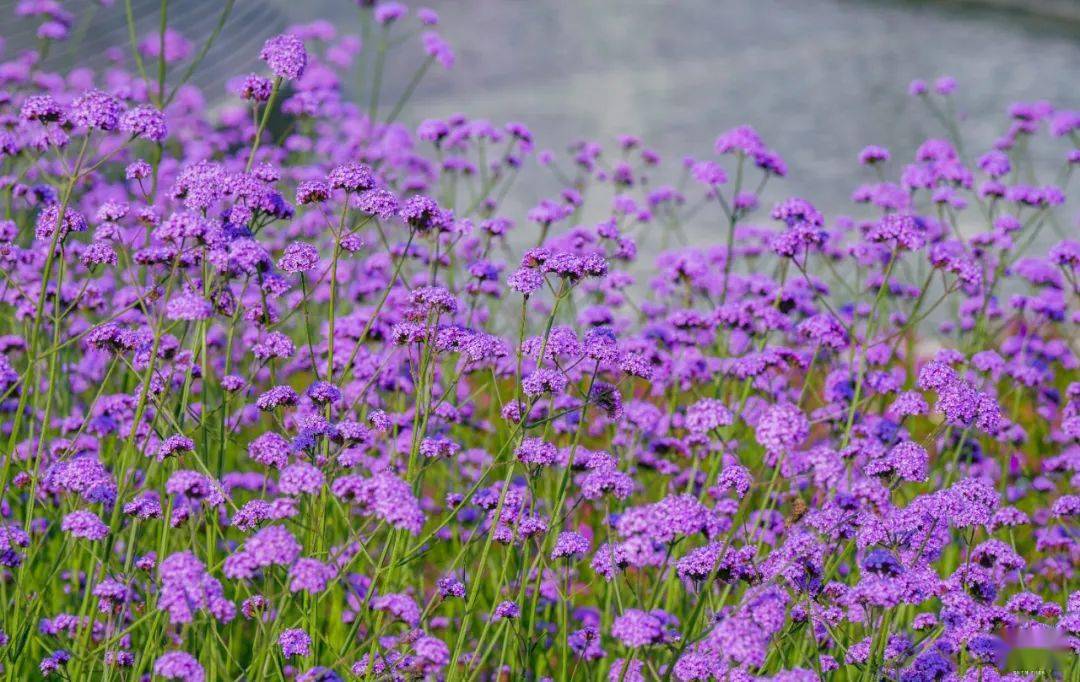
[3,0,1079,229]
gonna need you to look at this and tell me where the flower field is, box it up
[0,2,1077,680]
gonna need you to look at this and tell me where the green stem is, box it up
[246,78,283,172]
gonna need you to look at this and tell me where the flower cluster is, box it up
[0,2,1077,681]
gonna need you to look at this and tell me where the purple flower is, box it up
[966,634,1007,667]
[716,465,753,498]
[551,531,590,560]
[156,435,195,461]
[288,558,335,593]
[1052,495,1080,517]
[692,584,788,667]
[514,437,558,467]
[418,8,440,25]
[139,28,192,62]
[260,34,308,80]
[400,195,451,231]
[508,267,544,294]
[611,609,679,647]
[409,285,459,316]
[437,575,465,599]
[80,240,118,267]
[419,436,459,459]
[279,628,311,658]
[256,386,299,411]
[119,106,167,142]
[685,398,734,433]
[522,369,569,397]
[166,292,213,321]
[224,525,301,579]
[21,95,64,122]
[248,432,291,469]
[798,314,848,350]
[858,145,890,165]
[917,359,956,391]
[330,472,425,533]
[279,462,325,496]
[754,402,809,454]
[39,650,70,676]
[568,626,604,660]
[341,187,392,222]
[158,551,235,624]
[328,162,376,192]
[936,379,979,426]
[166,471,225,507]
[372,592,421,625]
[253,332,296,361]
[124,494,162,520]
[306,381,341,405]
[374,2,407,24]
[154,652,204,682]
[61,510,108,541]
[35,205,88,242]
[422,31,455,69]
[240,74,274,101]
[714,125,764,155]
[1049,239,1080,268]
[869,213,925,250]
[70,89,123,131]
[125,159,152,180]
[676,543,721,582]
[887,391,928,418]
[295,180,330,205]
[866,441,928,482]
[861,549,903,577]
[690,160,728,186]
[493,601,519,620]
[934,75,957,95]
[945,478,999,528]
[770,198,826,256]
[278,242,320,273]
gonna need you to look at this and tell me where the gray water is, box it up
[324,0,1080,241]
[5,0,1079,238]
